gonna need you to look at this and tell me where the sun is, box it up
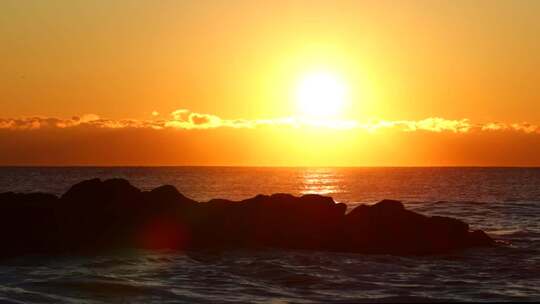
[296,71,348,118]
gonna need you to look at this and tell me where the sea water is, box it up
[0,167,538,302]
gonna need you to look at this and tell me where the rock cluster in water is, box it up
[0,178,494,256]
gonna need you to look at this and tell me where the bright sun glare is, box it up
[296,71,348,119]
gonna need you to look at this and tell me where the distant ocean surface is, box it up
[0,167,539,303]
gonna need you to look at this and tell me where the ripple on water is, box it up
[0,167,539,302]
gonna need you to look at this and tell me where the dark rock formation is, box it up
[0,178,495,257]
[342,199,492,254]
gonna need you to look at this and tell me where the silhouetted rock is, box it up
[146,185,197,207]
[192,193,347,250]
[0,192,60,256]
[467,230,495,247]
[0,178,495,257]
[343,200,495,254]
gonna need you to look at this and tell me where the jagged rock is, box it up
[146,185,197,207]
[0,178,495,257]
[343,200,494,254]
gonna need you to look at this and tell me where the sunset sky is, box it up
[1,0,540,166]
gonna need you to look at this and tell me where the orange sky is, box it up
[1,0,540,166]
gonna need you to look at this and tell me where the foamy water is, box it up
[0,167,539,302]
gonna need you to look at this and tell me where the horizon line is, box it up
[1,165,540,169]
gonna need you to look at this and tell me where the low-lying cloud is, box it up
[1,109,539,134]
[2,109,540,166]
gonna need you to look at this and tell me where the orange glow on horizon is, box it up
[1,1,540,166]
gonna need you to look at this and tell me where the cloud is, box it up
[480,122,539,134]
[0,115,163,130]
[0,110,539,135]
[165,109,242,129]
[2,110,540,167]
[359,118,472,133]
[405,117,472,133]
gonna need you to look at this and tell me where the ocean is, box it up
[0,167,538,303]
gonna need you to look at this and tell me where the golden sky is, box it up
[1,0,540,166]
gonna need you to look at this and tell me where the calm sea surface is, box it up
[0,167,539,303]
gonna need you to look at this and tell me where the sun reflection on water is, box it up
[300,168,342,196]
